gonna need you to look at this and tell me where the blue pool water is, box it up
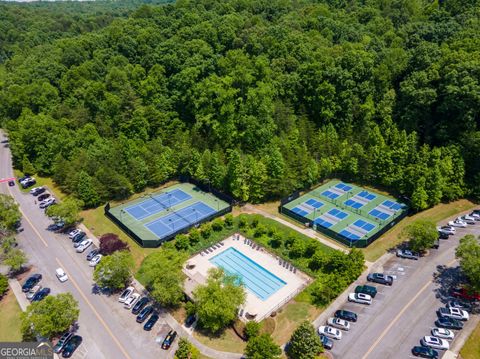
[209,247,286,301]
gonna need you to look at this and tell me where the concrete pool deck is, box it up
[183,234,311,322]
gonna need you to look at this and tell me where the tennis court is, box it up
[106,182,231,247]
[281,179,408,247]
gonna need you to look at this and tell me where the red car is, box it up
[451,287,480,301]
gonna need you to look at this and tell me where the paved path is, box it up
[8,278,30,311]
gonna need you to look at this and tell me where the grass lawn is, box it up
[0,290,22,341]
[361,199,476,262]
[193,328,246,353]
[460,321,480,359]
[14,170,67,201]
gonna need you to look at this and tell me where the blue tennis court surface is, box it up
[291,207,309,217]
[335,183,353,192]
[358,191,376,201]
[305,198,324,208]
[210,247,286,301]
[321,190,340,199]
[339,229,361,240]
[344,199,364,209]
[382,200,402,211]
[369,208,390,220]
[328,208,348,219]
[353,219,376,232]
[125,189,192,220]
[314,217,334,228]
[146,202,215,238]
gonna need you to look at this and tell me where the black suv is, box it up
[438,231,449,240]
[355,285,377,298]
[132,297,150,315]
[435,317,463,330]
[37,193,51,202]
[53,332,73,354]
[62,335,82,358]
[334,309,357,322]
[136,306,154,323]
[161,330,177,350]
[412,346,438,358]
[367,273,393,286]
[72,232,87,243]
[143,311,159,331]
[22,274,42,292]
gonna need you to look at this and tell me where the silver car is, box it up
[26,285,42,300]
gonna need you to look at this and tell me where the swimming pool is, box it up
[209,247,286,301]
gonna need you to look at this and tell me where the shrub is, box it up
[244,321,261,340]
[269,233,282,248]
[201,223,212,239]
[286,321,323,359]
[189,228,201,245]
[238,216,248,229]
[251,218,259,228]
[0,274,8,298]
[212,218,224,231]
[254,224,267,238]
[224,213,234,227]
[175,234,190,251]
[99,233,129,255]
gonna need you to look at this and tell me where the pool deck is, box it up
[183,234,311,322]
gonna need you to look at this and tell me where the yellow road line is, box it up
[56,257,132,359]
[362,257,458,359]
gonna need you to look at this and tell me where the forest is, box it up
[0,0,478,210]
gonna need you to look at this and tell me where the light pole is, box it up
[169,218,174,231]
[193,208,198,222]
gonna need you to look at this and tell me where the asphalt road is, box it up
[0,132,169,359]
[327,224,479,359]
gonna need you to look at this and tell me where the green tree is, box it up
[244,320,261,340]
[93,251,133,290]
[0,274,8,298]
[0,194,21,234]
[286,321,323,359]
[4,248,27,273]
[175,338,199,359]
[45,197,83,226]
[224,214,234,227]
[456,235,480,292]
[193,268,246,333]
[245,333,282,359]
[22,155,36,175]
[75,171,101,207]
[402,219,438,252]
[21,293,79,339]
[175,234,190,251]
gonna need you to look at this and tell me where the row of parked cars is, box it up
[28,184,56,209]
[317,272,394,348]
[117,287,177,349]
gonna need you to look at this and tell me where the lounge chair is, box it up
[293,268,297,274]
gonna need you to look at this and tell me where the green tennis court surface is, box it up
[281,180,408,247]
[107,183,230,247]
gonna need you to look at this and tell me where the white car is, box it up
[327,317,350,331]
[118,286,134,303]
[459,215,476,225]
[348,293,372,305]
[68,229,82,239]
[437,225,455,235]
[438,307,469,321]
[76,239,93,253]
[318,326,342,340]
[421,336,450,350]
[124,293,140,309]
[469,212,480,221]
[26,285,42,300]
[55,267,68,282]
[39,198,56,209]
[448,220,467,228]
[89,254,103,267]
[431,328,454,340]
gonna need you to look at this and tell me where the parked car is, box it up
[319,334,334,350]
[61,335,82,358]
[420,336,449,350]
[68,229,82,240]
[31,288,50,302]
[327,317,350,331]
[334,309,357,322]
[124,293,140,309]
[143,311,159,331]
[72,232,87,244]
[437,226,455,235]
[48,221,65,231]
[22,273,42,292]
[53,332,73,354]
[447,300,472,312]
[18,175,30,183]
[411,346,439,358]
[21,178,36,188]
[438,231,450,240]
[431,239,440,249]
[459,215,476,225]
[355,285,377,298]
[89,254,102,267]
[448,220,467,228]
[431,328,454,340]
[396,249,419,260]
[185,314,196,328]
[118,286,134,303]
[367,273,393,286]
[76,239,93,253]
[348,293,372,305]
[8,180,15,187]
[318,326,342,340]
[37,193,51,201]
[451,287,480,301]
[438,307,469,321]
[132,297,150,315]
[30,187,45,196]
[86,248,99,261]
[136,306,154,323]
[39,198,55,209]
[26,285,42,300]
[55,268,68,282]
[469,212,480,221]
[435,317,463,330]
[161,330,177,350]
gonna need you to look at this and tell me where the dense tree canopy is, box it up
[456,234,480,292]
[0,0,479,205]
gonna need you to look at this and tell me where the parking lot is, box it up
[321,221,479,359]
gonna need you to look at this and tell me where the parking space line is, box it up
[55,257,132,359]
